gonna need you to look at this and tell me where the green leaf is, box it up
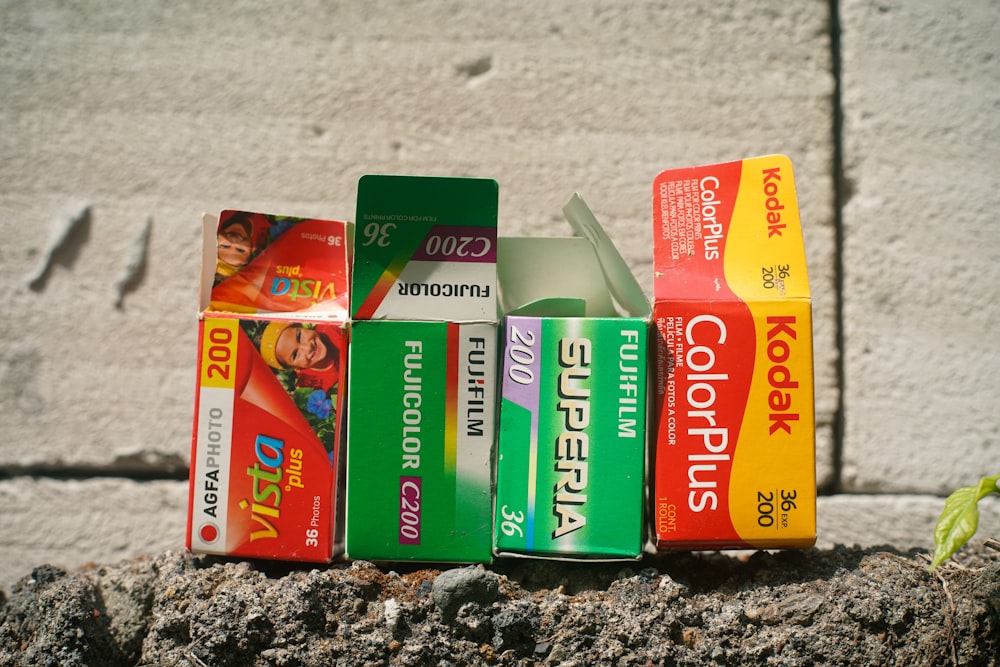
[930,473,1000,570]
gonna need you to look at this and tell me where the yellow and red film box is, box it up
[187,211,350,563]
[651,156,816,550]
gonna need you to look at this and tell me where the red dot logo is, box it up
[199,523,219,544]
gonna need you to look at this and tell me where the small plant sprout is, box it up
[930,472,1000,570]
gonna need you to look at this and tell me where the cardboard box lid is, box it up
[652,155,810,304]
[200,211,351,320]
[351,174,499,322]
[498,193,651,319]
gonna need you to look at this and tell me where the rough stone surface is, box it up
[5,480,1000,595]
[2,547,998,666]
[431,565,501,619]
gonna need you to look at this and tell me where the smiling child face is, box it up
[275,326,331,370]
[217,222,253,267]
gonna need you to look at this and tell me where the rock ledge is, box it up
[1,546,998,666]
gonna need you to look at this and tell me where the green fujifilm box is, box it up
[346,320,496,562]
[346,174,498,563]
[493,195,651,560]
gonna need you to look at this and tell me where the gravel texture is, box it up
[1,546,998,666]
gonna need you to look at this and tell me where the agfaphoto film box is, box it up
[651,156,816,550]
[187,211,350,562]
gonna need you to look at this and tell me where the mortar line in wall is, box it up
[827,0,847,495]
[0,467,190,483]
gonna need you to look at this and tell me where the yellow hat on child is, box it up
[215,260,240,278]
[260,321,293,369]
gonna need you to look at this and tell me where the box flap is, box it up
[652,155,810,304]
[497,236,614,317]
[351,175,498,322]
[562,194,651,318]
[497,193,651,319]
[202,210,351,320]
[198,213,220,313]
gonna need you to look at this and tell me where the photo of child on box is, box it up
[242,319,345,455]
[214,210,274,283]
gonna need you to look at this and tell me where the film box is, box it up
[346,320,496,562]
[493,194,650,560]
[346,175,498,562]
[651,155,816,550]
[187,211,350,563]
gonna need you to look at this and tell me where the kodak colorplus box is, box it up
[187,210,350,562]
[346,320,495,562]
[651,155,816,550]
[493,194,650,560]
[346,175,498,562]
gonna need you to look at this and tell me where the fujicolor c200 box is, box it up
[651,155,816,550]
[345,320,495,562]
[187,211,350,563]
[493,195,651,560]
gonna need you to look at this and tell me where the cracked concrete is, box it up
[113,217,152,310]
[27,204,92,292]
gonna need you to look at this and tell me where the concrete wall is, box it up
[1,0,997,590]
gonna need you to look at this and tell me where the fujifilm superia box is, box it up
[493,194,650,560]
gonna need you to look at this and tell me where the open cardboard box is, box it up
[187,211,350,563]
[493,194,651,560]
